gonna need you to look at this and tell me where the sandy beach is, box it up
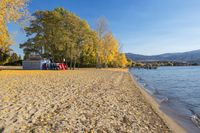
[0,69,171,133]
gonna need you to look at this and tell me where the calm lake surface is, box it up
[130,66,200,133]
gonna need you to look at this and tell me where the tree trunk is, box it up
[69,45,73,70]
[96,57,98,69]
[96,56,98,69]
[73,57,76,70]
[96,54,100,69]
[70,57,72,70]
[78,59,80,70]
[99,57,102,69]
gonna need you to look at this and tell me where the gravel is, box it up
[0,69,171,133]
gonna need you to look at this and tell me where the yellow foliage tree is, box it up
[95,17,128,68]
[99,32,128,68]
[102,33,119,66]
[119,53,128,67]
[0,0,28,49]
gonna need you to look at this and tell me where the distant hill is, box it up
[126,49,200,64]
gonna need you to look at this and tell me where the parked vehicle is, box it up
[42,63,68,70]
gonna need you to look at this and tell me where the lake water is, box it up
[130,66,200,133]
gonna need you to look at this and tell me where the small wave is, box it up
[138,80,148,87]
[143,83,147,87]
[144,88,154,95]
[153,88,160,95]
[159,97,169,104]
[191,114,200,129]
[136,77,142,81]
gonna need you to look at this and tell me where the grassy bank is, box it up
[0,69,171,132]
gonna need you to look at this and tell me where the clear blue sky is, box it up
[8,0,200,56]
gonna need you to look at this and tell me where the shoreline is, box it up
[128,71,187,133]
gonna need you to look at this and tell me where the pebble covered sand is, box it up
[0,69,171,133]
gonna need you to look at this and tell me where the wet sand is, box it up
[0,69,171,133]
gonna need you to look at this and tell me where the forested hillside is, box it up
[126,50,200,64]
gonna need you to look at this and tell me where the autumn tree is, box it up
[20,8,128,68]
[95,17,108,68]
[95,17,128,68]
[0,0,29,64]
[0,47,11,65]
[20,8,98,69]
